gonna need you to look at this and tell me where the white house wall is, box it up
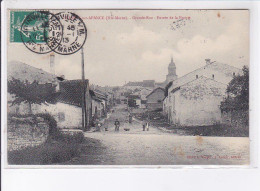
[37,103,82,128]
[171,77,227,126]
[8,101,82,128]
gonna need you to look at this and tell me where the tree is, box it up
[220,66,249,112]
[8,78,59,113]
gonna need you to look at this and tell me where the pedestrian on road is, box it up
[142,121,146,131]
[114,119,120,131]
[96,121,102,132]
[146,121,149,131]
[129,114,133,124]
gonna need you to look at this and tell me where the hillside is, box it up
[8,61,57,84]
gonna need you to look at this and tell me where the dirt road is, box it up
[82,105,249,165]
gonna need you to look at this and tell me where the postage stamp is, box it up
[10,10,86,55]
[5,9,250,166]
[20,11,63,54]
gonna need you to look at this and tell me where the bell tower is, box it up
[166,56,178,84]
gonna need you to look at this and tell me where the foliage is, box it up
[8,77,59,107]
[8,131,85,165]
[220,66,249,111]
[36,113,59,138]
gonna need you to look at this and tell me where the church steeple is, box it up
[168,56,176,75]
[166,56,177,84]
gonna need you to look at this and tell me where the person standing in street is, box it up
[142,121,146,131]
[129,113,133,124]
[114,119,120,131]
[146,121,149,131]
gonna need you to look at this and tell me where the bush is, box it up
[35,113,59,138]
[8,131,85,165]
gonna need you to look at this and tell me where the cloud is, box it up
[8,10,248,86]
[138,21,248,79]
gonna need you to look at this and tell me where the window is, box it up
[196,75,198,79]
[58,112,65,122]
[233,72,235,76]
[212,74,215,79]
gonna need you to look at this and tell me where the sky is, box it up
[8,10,249,86]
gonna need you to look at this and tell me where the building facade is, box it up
[146,87,165,111]
[164,59,243,127]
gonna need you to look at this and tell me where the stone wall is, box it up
[8,122,49,151]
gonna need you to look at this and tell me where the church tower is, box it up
[166,56,178,84]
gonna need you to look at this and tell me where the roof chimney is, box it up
[205,59,211,65]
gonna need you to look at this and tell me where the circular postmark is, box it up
[54,12,87,55]
[20,11,63,54]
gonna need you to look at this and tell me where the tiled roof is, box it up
[58,79,89,107]
[169,62,242,91]
[146,87,165,98]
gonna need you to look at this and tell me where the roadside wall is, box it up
[8,122,49,151]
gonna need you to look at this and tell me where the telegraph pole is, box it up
[81,47,87,131]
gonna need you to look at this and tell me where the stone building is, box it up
[124,80,155,90]
[146,87,165,111]
[163,59,242,127]
[131,87,153,108]
[7,60,93,129]
[89,89,108,119]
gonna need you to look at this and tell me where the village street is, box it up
[81,104,250,165]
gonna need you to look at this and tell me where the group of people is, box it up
[95,115,149,132]
[113,118,150,132]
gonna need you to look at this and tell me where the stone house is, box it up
[146,87,165,111]
[127,94,141,108]
[54,79,92,128]
[29,79,92,129]
[164,59,242,127]
[132,87,153,108]
[89,90,108,119]
[7,61,93,128]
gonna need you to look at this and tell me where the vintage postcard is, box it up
[4,9,249,166]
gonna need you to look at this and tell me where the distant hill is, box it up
[8,61,57,84]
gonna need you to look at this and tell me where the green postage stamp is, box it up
[10,11,31,43]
